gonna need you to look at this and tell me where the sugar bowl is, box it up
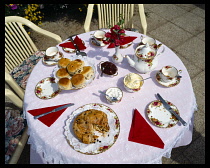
[105,87,123,104]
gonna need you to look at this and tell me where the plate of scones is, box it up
[52,55,96,90]
[64,103,120,155]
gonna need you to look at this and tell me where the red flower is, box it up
[105,32,112,38]
[119,29,125,34]
[114,25,120,30]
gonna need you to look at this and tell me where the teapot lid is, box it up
[135,43,156,60]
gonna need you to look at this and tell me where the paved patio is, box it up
[5,4,205,164]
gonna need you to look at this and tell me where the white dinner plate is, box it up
[52,55,96,90]
[147,100,180,128]
[35,77,61,99]
[64,103,120,155]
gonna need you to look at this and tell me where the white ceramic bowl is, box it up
[105,87,123,104]
[123,73,144,92]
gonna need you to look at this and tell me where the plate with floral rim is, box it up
[64,103,120,155]
[146,100,180,128]
[42,52,64,66]
[156,70,181,87]
[35,77,61,99]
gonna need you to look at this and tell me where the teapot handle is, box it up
[156,45,165,57]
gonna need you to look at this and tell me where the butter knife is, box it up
[157,93,187,126]
[34,103,74,119]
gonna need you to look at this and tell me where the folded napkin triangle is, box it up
[27,103,70,127]
[59,35,86,50]
[128,109,164,149]
[107,36,137,48]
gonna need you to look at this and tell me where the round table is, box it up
[24,30,197,164]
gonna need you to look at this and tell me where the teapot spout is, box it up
[125,55,135,67]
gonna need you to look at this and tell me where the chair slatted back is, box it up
[97,4,134,29]
[5,20,38,72]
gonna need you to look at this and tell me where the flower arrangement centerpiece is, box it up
[102,24,126,48]
[102,24,127,63]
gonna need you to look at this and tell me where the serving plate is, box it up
[146,100,179,128]
[52,55,96,90]
[64,103,120,155]
[35,77,61,99]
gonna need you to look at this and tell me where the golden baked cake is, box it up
[73,109,110,144]
[67,60,84,75]
[56,68,70,79]
[58,58,71,68]
[71,74,86,88]
[58,78,72,90]
[80,66,94,80]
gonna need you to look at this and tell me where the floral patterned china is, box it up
[35,77,61,99]
[156,70,181,87]
[42,52,64,66]
[147,100,180,128]
[64,103,120,155]
[105,87,123,104]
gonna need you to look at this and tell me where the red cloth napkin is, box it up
[107,36,137,48]
[128,109,164,149]
[59,35,86,50]
[27,103,70,127]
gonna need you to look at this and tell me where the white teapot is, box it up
[125,42,163,74]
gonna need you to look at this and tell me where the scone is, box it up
[58,78,72,90]
[58,58,71,68]
[66,60,84,75]
[80,66,94,80]
[73,109,110,144]
[71,74,86,88]
[56,68,70,79]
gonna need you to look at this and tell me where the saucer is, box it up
[156,71,181,87]
[90,38,106,47]
[42,52,64,66]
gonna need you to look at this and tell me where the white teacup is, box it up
[142,36,156,45]
[92,30,106,46]
[45,47,60,60]
[160,65,182,83]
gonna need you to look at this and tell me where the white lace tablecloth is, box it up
[24,30,197,164]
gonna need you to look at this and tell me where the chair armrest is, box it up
[5,16,62,44]
[5,88,23,108]
[8,127,28,164]
[84,4,95,32]
[5,71,24,100]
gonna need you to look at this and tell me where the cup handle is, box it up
[178,70,182,74]
[156,45,165,57]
